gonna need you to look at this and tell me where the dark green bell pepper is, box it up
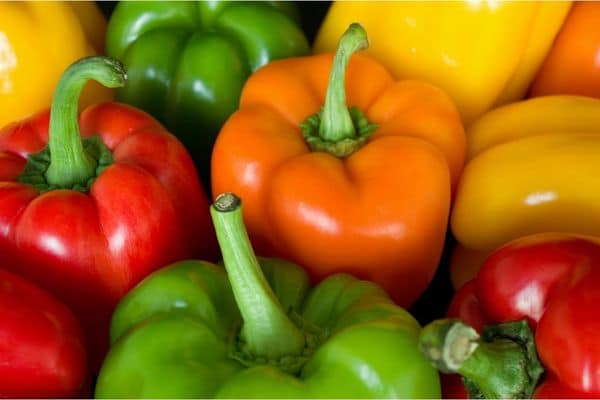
[105,1,310,187]
[95,193,440,398]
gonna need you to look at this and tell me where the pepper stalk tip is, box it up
[214,192,241,213]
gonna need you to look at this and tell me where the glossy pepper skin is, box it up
[530,2,600,98]
[0,2,112,128]
[95,193,440,399]
[0,57,216,371]
[212,24,465,307]
[421,234,600,398]
[313,1,570,124]
[0,268,87,398]
[451,95,600,257]
[106,1,310,186]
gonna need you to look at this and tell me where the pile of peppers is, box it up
[1,1,600,398]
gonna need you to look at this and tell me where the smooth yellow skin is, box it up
[314,1,571,124]
[468,96,600,159]
[0,2,111,128]
[452,96,600,252]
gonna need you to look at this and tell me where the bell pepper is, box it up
[0,2,112,128]
[212,24,465,307]
[0,268,86,398]
[313,1,571,124]
[419,234,600,398]
[530,2,600,98]
[105,0,310,187]
[0,56,217,370]
[449,244,489,290]
[95,192,440,398]
[451,95,600,258]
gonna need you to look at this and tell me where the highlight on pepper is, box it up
[95,192,441,398]
[211,21,465,307]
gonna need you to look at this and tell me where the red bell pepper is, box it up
[0,268,86,398]
[0,57,217,370]
[419,234,600,398]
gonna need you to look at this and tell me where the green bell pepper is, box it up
[105,1,310,186]
[95,193,441,398]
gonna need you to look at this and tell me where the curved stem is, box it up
[319,23,369,142]
[45,56,126,187]
[210,193,305,360]
[419,319,543,399]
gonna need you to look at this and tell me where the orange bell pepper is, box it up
[314,2,571,125]
[0,2,112,128]
[212,24,465,306]
[530,2,600,98]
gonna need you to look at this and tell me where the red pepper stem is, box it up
[210,193,305,360]
[419,319,543,399]
[319,23,368,142]
[45,56,126,188]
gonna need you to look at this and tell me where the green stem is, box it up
[319,22,368,142]
[419,319,543,399]
[210,193,305,360]
[45,56,126,187]
[300,23,377,158]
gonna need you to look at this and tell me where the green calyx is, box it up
[229,310,328,375]
[300,23,377,158]
[419,319,544,399]
[18,56,126,192]
[301,106,377,158]
[18,136,113,193]
[210,193,324,374]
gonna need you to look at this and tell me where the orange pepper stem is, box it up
[300,23,377,158]
[45,56,126,188]
[320,23,368,142]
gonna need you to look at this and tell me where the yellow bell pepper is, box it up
[451,96,600,256]
[0,2,112,128]
[314,1,571,124]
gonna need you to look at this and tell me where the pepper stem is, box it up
[319,23,368,142]
[300,23,377,158]
[45,56,126,188]
[210,193,305,360]
[419,319,544,399]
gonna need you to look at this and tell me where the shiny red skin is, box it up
[0,103,217,370]
[446,235,600,398]
[0,268,86,398]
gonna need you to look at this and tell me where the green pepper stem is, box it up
[45,56,126,188]
[419,319,543,399]
[319,23,368,142]
[210,193,305,360]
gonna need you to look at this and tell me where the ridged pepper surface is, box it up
[0,57,216,370]
[96,193,440,399]
[212,24,465,307]
[106,1,310,186]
